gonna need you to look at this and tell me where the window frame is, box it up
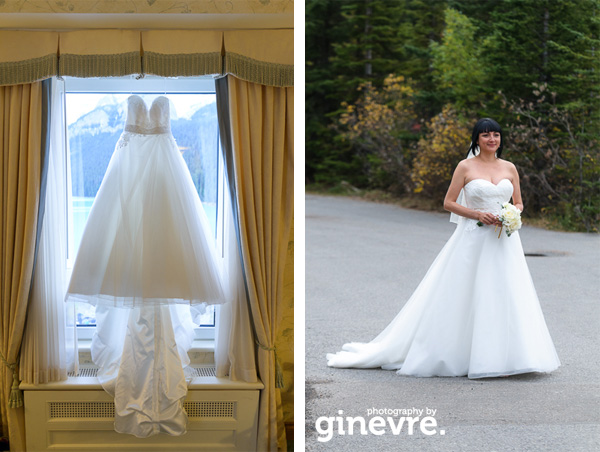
[62,75,225,342]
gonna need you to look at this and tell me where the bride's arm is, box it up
[443,161,498,225]
[508,163,524,212]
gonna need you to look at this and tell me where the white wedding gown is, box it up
[66,95,225,436]
[326,179,560,379]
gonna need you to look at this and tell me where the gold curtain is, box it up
[0,82,44,452]
[227,76,293,451]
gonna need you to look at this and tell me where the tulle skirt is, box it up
[66,132,225,436]
[66,132,225,307]
[326,222,561,379]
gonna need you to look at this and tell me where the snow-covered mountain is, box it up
[68,96,127,135]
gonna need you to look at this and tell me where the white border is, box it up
[293,0,305,450]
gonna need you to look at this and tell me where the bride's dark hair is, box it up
[467,118,504,158]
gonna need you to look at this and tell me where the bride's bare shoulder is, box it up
[456,158,476,172]
[457,158,474,167]
[451,158,472,181]
[497,158,517,171]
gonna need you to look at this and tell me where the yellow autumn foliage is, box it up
[338,74,417,193]
[412,106,472,202]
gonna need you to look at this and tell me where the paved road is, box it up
[305,194,600,452]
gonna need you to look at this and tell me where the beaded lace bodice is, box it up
[123,95,170,135]
[464,179,513,212]
[462,178,514,231]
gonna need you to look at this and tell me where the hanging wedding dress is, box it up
[326,178,560,378]
[66,95,225,436]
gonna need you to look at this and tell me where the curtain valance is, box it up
[223,30,293,88]
[0,31,59,86]
[59,30,142,78]
[141,30,223,78]
[0,29,293,87]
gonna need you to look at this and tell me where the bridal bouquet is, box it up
[497,202,522,237]
[477,202,522,238]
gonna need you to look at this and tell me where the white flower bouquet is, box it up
[497,202,522,237]
[477,202,522,238]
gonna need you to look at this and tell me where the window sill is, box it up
[20,375,263,391]
[78,339,215,366]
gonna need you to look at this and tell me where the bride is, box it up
[326,118,560,379]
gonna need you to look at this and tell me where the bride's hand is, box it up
[477,211,499,225]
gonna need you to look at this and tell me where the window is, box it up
[64,76,224,340]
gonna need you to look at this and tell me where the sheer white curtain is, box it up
[213,183,256,379]
[20,78,78,384]
[213,78,257,381]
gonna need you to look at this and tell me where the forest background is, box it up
[306,0,599,231]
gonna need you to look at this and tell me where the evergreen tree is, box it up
[479,1,598,108]
[306,0,447,184]
[306,0,355,184]
[326,0,417,186]
[392,0,447,117]
[430,8,487,107]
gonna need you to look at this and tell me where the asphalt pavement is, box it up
[305,194,600,452]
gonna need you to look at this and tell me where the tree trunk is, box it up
[541,7,549,82]
[364,0,372,76]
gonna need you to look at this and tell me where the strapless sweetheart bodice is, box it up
[464,178,513,214]
[124,95,170,135]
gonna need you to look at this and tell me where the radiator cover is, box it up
[23,369,262,451]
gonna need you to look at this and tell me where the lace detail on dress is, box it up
[463,218,480,232]
[116,133,131,150]
[463,207,488,232]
